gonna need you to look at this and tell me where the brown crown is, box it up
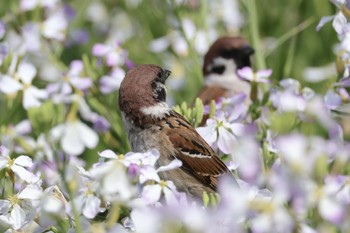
[203,36,254,76]
[119,64,171,126]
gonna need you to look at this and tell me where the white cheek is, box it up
[140,102,170,118]
[205,57,251,95]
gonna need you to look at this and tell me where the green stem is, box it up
[170,0,202,82]
[264,17,315,57]
[283,36,297,77]
[41,42,67,71]
[52,150,82,233]
[246,0,266,69]
[107,203,121,228]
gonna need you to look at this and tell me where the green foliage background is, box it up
[0,0,340,165]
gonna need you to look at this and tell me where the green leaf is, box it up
[209,100,216,119]
[270,112,298,134]
[27,101,64,134]
[194,98,204,127]
[202,191,209,207]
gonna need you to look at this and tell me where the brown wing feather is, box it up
[162,111,230,190]
[197,86,229,105]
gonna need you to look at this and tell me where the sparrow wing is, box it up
[197,86,228,105]
[163,111,231,190]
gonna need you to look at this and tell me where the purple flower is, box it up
[63,4,76,21]
[46,60,92,99]
[128,163,140,178]
[319,197,346,225]
[0,43,9,61]
[270,90,306,112]
[231,137,262,184]
[0,20,6,39]
[214,94,248,122]
[99,68,125,94]
[324,90,342,110]
[93,115,110,133]
[66,29,89,47]
[335,77,350,87]
[237,67,272,83]
[92,41,127,67]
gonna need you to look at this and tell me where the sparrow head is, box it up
[119,64,171,126]
[203,36,254,77]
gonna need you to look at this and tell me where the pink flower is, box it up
[237,67,272,83]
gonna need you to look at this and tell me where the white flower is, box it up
[20,0,59,11]
[0,146,40,183]
[0,184,43,230]
[0,61,48,109]
[42,10,67,41]
[141,180,180,206]
[98,149,160,168]
[138,159,183,205]
[0,203,26,230]
[70,194,101,219]
[89,160,136,202]
[50,120,98,156]
[37,185,67,228]
[197,117,245,154]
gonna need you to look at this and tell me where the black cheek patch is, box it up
[236,56,251,69]
[157,88,166,101]
[152,81,166,102]
[211,65,226,75]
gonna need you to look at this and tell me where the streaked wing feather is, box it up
[163,111,230,190]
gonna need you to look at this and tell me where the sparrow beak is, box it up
[158,69,171,83]
[241,45,255,56]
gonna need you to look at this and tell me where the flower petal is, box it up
[82,195,101,219]
[61,122,84,155]
[316,15,335,31]
[141,184,162,204]
[23,87,48,109]
[139,166,160,184]
[99,149,117,159]
[11,164,40,183]
[217,127,236,154]
[17,62,36,84]
[14,155,33,167]
[10,204,26,230]
[157,159,182,172]
[78,121,98,149]
[237,67,254,81]
[92,43,110,56]
[0,75,23,94]
[18,185,43,199]
[70,77,92,90]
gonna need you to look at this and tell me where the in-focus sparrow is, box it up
[119,64,236,198]
[197,36,255,105]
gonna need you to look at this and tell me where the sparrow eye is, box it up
[152,81,166,102]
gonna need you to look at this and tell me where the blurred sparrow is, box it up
[119,64,236,198]
[197,36,254,105]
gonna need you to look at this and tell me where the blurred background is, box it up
[1,0,338,103]
[0,0,341,164]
